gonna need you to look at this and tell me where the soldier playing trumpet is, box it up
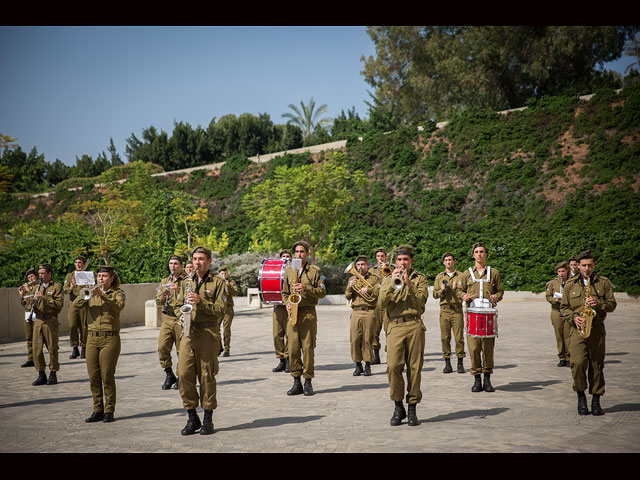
[63,255,91,359]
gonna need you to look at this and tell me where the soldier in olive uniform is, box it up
[368,248,391,364]
[568,255,579,278]
[545,261,571,367]
[156,254,185,390]
[282,241,326,396]
[63,256,90,359]
[217,265,237,357]
[174,246,226,435]
[272,249,292,373]
[74,266,125,423]
[457,242,504,393]
[560,250,617,416]
[345,255,380,377]
[30,264,64,386]
[433,252,465,374]
[18,269,38,368]
[379,245,428,427]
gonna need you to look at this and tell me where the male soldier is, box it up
[156,254,185,390]
[368,247,392,364]
[433,252,465,374]
[63,256,90,359]
[184,260,194,276]
[282,240,326,396]
[345,255,380,377]
[217,265,237,357]
[568,255,579,278]
[18,268,38,367]
[458,242,504,393]
[30,263,64,386]
[561,250,617,416]
[174,246,226,435]
[272,249,292,373]
[379,245,428,427]
[546,261,571,367]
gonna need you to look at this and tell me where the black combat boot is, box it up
[457,357,465,373]
[591,394,604,416]
[390,401,406,426]
[287,376,303,396]
[46,371,57,385]
[407,403,420,426]
[80,347,86,359]
[284,358,290,373]
[471,374,483,392]
[363,362,372,376]
[303,378,314,396]
[577,391,589,415]
[69,347,80,359]
[85,411,104,423]
[353,362,363,376]
[21,359,34,368]
[32,371,47,386]
[483,373,495,392]
[103,412,115,423]
[200,410,214,435]
[443,358,453,373]
[272,358,287,372]
[173,377,179,390]
[181,409,202,435]
[373,349,381,365]
[162,367,177,390]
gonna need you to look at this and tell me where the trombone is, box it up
[380,253,395,277]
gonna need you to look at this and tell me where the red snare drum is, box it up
[466,307,498,338]
[258,259,288,304]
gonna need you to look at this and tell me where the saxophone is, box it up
[179,271,195,337]
[577,278,595,339]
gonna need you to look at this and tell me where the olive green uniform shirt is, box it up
[560,274,617,330]
[282,263,326,308]
[345,271,380,308]
[378,268,429,318]
[457,266,504,306]
[74,287,126,332]
[155,272,185,318]
[173,271,226,324]
[433,270,463,307]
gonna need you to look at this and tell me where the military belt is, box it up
[440,304,462,311]
[390,316,420,323]
[88,330,119,337]
[192,321,217,329]
[352,306,375,311]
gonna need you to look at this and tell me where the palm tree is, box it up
[282,97,331,141]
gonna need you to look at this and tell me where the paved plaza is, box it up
[1,297,639,453]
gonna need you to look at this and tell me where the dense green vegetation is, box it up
[1,85,639,295]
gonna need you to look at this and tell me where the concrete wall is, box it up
[2,284,637,344]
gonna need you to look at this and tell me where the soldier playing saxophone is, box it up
[560,250,617,416]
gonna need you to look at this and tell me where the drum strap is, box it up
[468,266,491,302]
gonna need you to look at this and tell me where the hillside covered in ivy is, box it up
[1,84,639,294]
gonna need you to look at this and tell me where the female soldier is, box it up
[74,265,125,423]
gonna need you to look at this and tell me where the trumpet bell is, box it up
[81,288,91,300]
[392,277,404,290]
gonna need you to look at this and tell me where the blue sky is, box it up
[1,26,636,167]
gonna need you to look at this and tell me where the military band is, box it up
[12,240,622,433]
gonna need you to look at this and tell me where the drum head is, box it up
[258,258,287,304]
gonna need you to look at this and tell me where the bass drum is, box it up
[258,258,288,304]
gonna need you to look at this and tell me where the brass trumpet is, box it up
[380,253,395,277]
[81,282,103,300]
[392,267,406,290]
[344,262,376,302]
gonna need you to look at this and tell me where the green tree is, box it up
[242,152,367,262]
[362,26,634,124]
[282,97,331,142]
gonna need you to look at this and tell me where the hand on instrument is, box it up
[186,292,201,304]
[490,294,498,303]
[463,293,472,302]
[293,282,304,293]
[586,296,597,307]
[574,316,584,328]
[286,303,292,314]
[348,277,356,288]
[18,285,25,296]
[358,286,368,296]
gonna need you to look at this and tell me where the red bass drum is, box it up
[258,258,288,304]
